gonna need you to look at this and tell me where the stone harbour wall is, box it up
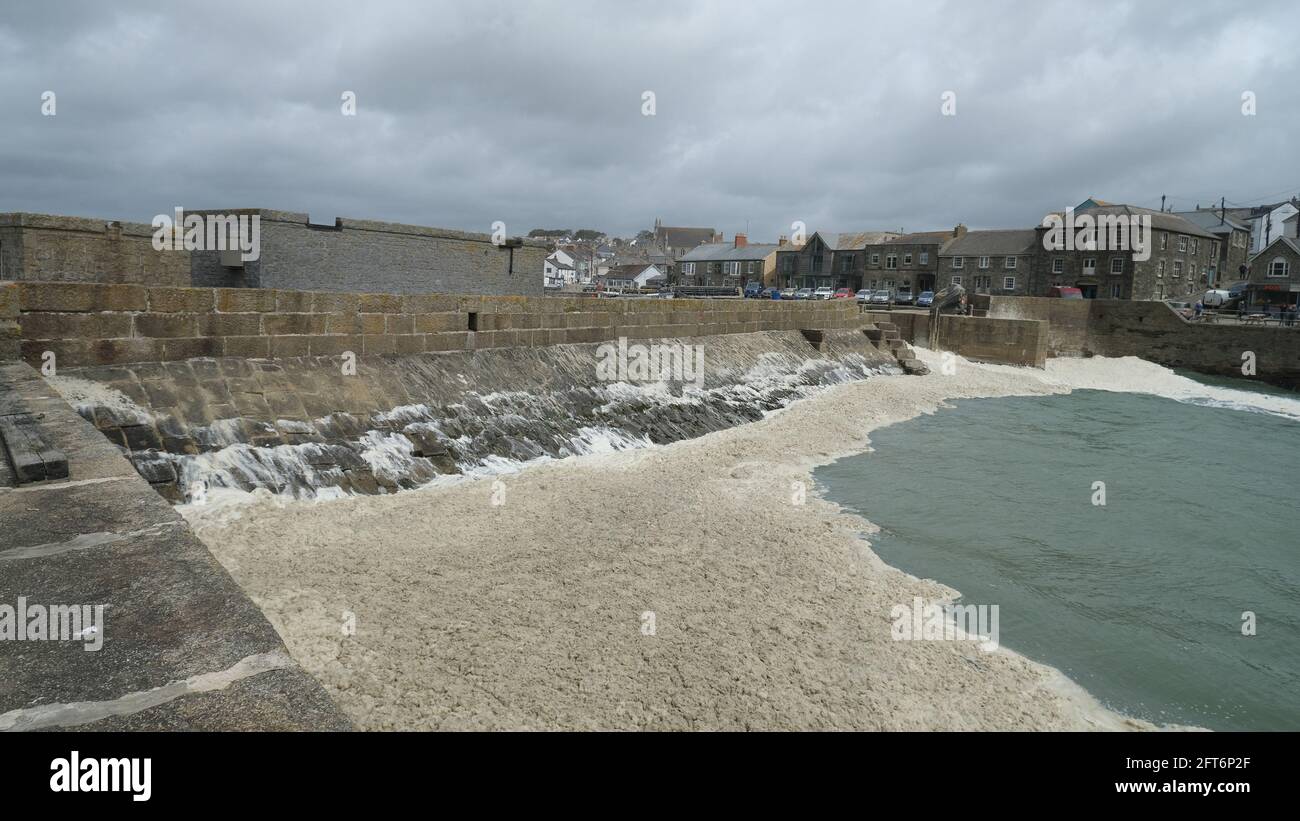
[988,296,1300,387]
[3,281,870,368]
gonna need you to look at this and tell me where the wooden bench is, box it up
[0,412,69,484]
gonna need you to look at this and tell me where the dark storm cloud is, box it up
[1,0,1296,240]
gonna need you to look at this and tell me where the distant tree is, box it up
[635,230,654,242]
[573,229,605,241]
[528,228,571,238]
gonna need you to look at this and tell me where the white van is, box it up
[1202,289,1230,308]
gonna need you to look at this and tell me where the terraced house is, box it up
[1031,204,1218,300]
[862,229,955,294]
[676,234,780,288]
[937,226,1037,295]
[775,231,899,291]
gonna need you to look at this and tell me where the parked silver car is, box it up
[795,288,814,300]
[869,289,893,305]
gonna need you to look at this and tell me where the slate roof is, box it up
[654,226,717,250]
[1173,210,1251,235]
[884,230,954,246]
[940,229,1039,256]
[1070,204,1216,239]
[677,242,782,262]
[813,231,901,251]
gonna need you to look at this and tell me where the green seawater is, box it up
[815,382,1300,730]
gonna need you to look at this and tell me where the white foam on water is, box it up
[1037,356,1300,421]
[47,375,153,425]
[567,425,655,455]
[914,347,1300,422]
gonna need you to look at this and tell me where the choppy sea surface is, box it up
[816,368,1300,730]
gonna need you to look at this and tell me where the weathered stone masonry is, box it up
[188,209,548,296]
[2,211,549,296]
[3,281,870,368]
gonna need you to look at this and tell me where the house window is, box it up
[974,275,992,290]
[1005,257,1016,269]
[812,254,823,273]
[1052,257,1064,274]
[884,279,895,288]
[680,263,695,275]
[903,252,913,265]
[919,252,929,265]
[1178,236,1187,252]
[886,254,898,269]
[781,257,795,274]
[1190,239,1198,254]
[1110,258,1124,274]
[978,256,990,269]
[1156,260,1165,278]
[1003,276,1016,290]
[840,254,854,272]
[1083,258,1097,274]
[1110,283,1122,298]
[870,253,880,265]
[1211,241,1219,258]
[950,275,963,285]
[1269,258,1291,277]
[746,261,755,275]
[1160,233,1168,250]
[1173,260,1183,278]
[952,256,964,269]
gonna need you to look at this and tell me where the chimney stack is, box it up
[953,223,968,238]
[734,233,747,248]
[778,235,788,246]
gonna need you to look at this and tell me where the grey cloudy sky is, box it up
[2,0,1297,241]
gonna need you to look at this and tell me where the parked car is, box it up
[833,288,854,299]
[1046,286,1084,299]
[813,287,835,300]
[795,288,814,300]
[855,289,873,304]
[780,288,797,300]
[761,287,781,299]
[894,289,914,305]
[869,289,893,305]
[916,291,935,307]
[743,282,764,298]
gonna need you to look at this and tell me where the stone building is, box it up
[775,231,899,291]
[1245,236,1300,311]
[1172,210,1253,285]
[677,234,780,288]
[1030,205,1218,300]
[862,229,953,294]
[938,228,1037,295]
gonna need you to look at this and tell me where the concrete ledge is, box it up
[0,362,351,731]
